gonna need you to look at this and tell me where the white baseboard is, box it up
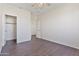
[39,37,79,50]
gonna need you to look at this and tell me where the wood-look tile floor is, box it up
[1,36,79,56]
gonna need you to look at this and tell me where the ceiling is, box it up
[3,3,63,15]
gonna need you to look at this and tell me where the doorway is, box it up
[5,15,17,43]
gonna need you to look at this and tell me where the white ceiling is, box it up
[3,3,63,15]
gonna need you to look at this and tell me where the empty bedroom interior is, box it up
[1,3,79,56]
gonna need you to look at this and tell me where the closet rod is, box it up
[6,23,16,24]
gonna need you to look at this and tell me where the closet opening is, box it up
[5,15,17,44]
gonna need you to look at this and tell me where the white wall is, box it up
[36,15,41,38]
[31,14,37,35]
[38,4,79,49]
[0,4,31,52]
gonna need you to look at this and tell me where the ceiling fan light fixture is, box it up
[32,3,50,8]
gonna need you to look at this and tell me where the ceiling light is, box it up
[32,3,50,8]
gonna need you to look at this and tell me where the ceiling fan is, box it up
[32,3,50,8]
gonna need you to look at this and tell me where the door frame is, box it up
[2,14,17,46]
